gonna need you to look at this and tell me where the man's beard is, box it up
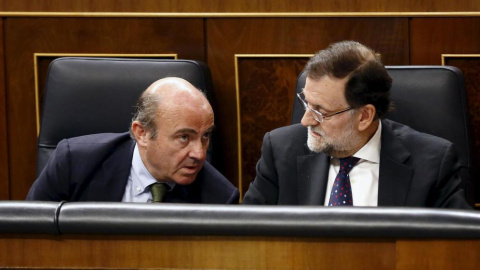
[306,121,361,157]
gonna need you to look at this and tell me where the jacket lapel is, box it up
[297,144,330,205]
[378,120,413,206]
[84,139,135,201]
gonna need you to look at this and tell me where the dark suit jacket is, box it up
[27,132,239,204]
[242,119,471,209]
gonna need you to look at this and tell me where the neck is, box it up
[362,119,380,143]
[337,119,380,158]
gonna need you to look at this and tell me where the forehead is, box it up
[304,76,348,108]
[157,102,214,134]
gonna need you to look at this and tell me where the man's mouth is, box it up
[182,165,199,174]
[310,129,322,138]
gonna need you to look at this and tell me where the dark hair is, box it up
[304,41,393,119]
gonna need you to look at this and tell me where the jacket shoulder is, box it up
[195,161,239,204]
[268,124,307,145]
[60,132,133,154]
[263,124,308,156]
[65,132,132,145]
[382,119,452,148]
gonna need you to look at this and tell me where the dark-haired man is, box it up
[243,41,470,209]
[27,77,239,204]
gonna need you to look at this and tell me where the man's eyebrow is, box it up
[304,92,326,111]
[174,125,216,135]
[312,103,328,111]
[306,98,328,111]
[305,96,332,112]
[174,128,198,135]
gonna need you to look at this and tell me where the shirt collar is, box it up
[353,120,382,163]
[131,144,175,196]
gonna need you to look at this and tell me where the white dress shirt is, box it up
[324,121,382,206]
[122,144,175,202]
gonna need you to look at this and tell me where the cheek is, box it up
[146,147,162,165]
[146,141,167,162]
[313,125,330,137]
[325,121,347,135]
[164,146,188,164]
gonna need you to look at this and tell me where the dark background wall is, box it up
[0,1,479,207]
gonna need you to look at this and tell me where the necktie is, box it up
[150,183,168,203]
[328,156,359,206]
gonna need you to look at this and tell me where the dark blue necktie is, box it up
[328,156,360,206]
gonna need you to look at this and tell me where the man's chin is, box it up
[172,173,198,186]
[307,143,324,153]
[307,134,325,153]
[307,138,337,156]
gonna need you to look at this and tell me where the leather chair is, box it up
[291,66,474,204]
[36,57,213,176]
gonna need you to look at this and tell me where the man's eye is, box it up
[307,103,317,111]
[310,105,326,114]
[179,135,189,142]
[202,132,212,140]
[307,104,318,112]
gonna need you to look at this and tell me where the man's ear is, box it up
[357,104,376,132]
[131,121,148,146]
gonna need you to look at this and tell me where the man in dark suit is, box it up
[242,41,471,209]
[27,77,239,204]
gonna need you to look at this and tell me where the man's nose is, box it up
[301,109,319,127]
[188,141,206,161]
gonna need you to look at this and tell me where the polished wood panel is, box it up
[410,18,480,65]
[0,234,393,269]
[0,19,9,200]
[396,240,480,269]
[2,235,480,269]
[0,0,479,13]
[237,57,309,194]
[207,18,409,194]
[4,17,205,199]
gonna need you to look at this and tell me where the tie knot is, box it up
[339,156,360,174]
[150,183,168,203]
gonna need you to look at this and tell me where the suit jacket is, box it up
[242,119,471,209]
[27,132,239,204]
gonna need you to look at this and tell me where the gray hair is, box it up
[129,90,162,140]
